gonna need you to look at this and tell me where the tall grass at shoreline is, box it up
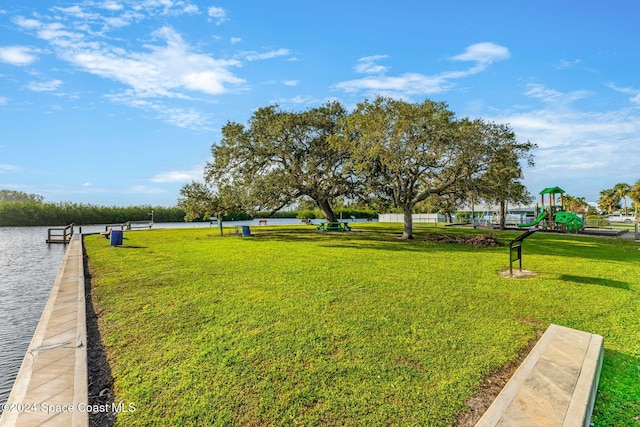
[85,224,640,426]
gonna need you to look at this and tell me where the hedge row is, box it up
[0,202,379,227]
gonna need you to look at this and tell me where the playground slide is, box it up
[518,212,547,227]
[554,211,584,232]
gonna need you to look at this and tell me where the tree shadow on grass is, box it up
[250,229,503,254]
[558,274,630,290]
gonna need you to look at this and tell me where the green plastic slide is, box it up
[518,212,547,227]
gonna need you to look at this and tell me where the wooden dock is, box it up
[46,224,74,244]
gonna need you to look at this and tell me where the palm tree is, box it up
[628,179,640,216]
[598,188,620,214]
[563,194,587,214]
[613,182,631,213]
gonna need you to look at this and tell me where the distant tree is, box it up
[177,181,217,222]
[598,188,620,214]
[628,179,640,215]
[418,192,461,223]
[202,102,356,222]
[472,123,535,230]
[563,194,588,214]
[0,189,44,203]
[613,182,631,213]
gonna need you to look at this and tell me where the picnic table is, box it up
[316,221,351,232]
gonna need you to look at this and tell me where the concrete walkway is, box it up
[476,324,603,427]
[0,236,88,427]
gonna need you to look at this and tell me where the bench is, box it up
[476,324,603,427]
[258,219,267,225]
[317,222,351,232]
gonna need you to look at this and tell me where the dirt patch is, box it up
[424,232,505,248]
[456,328,544,426]
[499,268,538,278]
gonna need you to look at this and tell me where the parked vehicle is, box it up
[606,213,637,224]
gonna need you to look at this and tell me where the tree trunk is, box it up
[445,211,452,223]
[471,199,476,229]
[499,200,507,230]
[316,198,338,222]
[402,205,414,239]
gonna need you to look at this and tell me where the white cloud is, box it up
[241,48,291,61]
[606,82,640,105]
[10,3,291,131]
[0,164,21,173]
[22,22,246,99]
[0,96,8,106]
[13,17,40,30]
[335,43,510,99]
[489,93,640,200]
[555,59,581,70]
[451,42,510,64]
[150,165,204,183]
[126,184,167,194]
[335,73,451,98]
[27,79,63,92]
[208,6,228,25]
[283,80,299,86]
[524,83,589,105]
[133,0,199,16]
[0,45,38,66]
[53,5,94,19]
[100,1,124,12]
[354,55,389,75]
[157,105,212,129]
[83,182,92,187]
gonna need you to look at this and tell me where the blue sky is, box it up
[1,1,639,207]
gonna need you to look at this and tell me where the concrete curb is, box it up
[475,324,604,427]
[0,236,88,427]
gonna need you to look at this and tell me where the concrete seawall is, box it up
[0,236,88,427]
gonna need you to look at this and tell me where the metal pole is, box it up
[635,221,639,241]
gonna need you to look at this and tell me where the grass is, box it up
[84,224,640,426]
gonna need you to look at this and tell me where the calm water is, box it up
[0,226,67,407]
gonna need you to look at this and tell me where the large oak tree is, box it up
[339,97,534,238]
[202,101,356,222]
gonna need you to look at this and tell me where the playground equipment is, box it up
[518,186,584,232]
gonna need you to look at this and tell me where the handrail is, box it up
[46,223,74,244]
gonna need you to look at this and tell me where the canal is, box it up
[0,226,66,408]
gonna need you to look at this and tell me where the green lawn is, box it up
[85,224,640,426]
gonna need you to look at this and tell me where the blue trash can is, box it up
[110,229,123,246]
[241,225,251,237]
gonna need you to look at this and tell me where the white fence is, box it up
[378,213,447,223]
[379,212,528,225]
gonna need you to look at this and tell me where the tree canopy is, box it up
[202,101,356,222]
[598,188,621,214]
[338,97,535,237]
[179,97,535,236]
[0,189,44,203]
